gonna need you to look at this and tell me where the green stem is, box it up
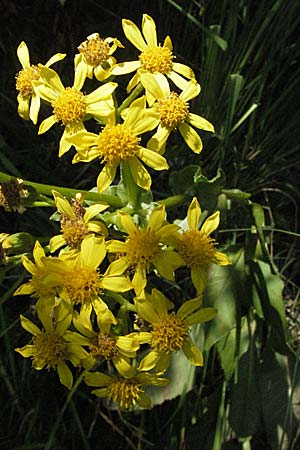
[157,194,187,209]
[117,83,145,116]
[0,171,124,209]
[120,162,140,209]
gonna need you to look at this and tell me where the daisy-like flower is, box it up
[76,33,124,81]
[72,310,140,374]
[134,289,217,373]
[14,240,60,304]
[49,190,108,253]
[15,41,65,124]
[140,73,214,154]
[111,14,195,93]
[42,234,132,328]
[32,60,117,156]
[106,204,184,295]
[15,301,89,389]
[84,364,169,410]
[175,197,231,294]
[68,97,168,193]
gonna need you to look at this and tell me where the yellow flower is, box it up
[77,33,124,81]
[134,289,217,373]
[42,235,132,328]
[84,364,168,410]
[175,197,231,293]
[68,97,168,193]
[72,311,140,374]
[15,301,89,389]
[14,240,60,303]
[15,41,65,124]
[111,14,195,93]
[32,60,117,156]
[49,190,108,253]
[106,204,184,295]
[140,73,214,154]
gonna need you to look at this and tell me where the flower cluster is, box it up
[12,14,231,411]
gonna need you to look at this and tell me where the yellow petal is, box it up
[180,79,200,102]
[84,371,112,387]
[67,130,98,149]
[191,267,207,294]
[132,265,147,295]
[186,113,215,132]
[179,122,203,153]
[59,128,72,157]
[57,362,73,389]
[97,164,116,193]
[83,203,108,222]
[187,197,201,230]
[52,190,75,218]
[101,275,132,292]
[201,211,220,236]
[182,339,203,366]
[128,157,152,191]
[38,115,57,135]
[172,62,195,80]
[142,14,157,46]
[17,41,30,68]
[140,72,170,100]
[110,60,141,76]
[39,66,64,93]
[177,296,202,320]
[81,235,106,268]
[45,53,66,67]
[73,57,88,90]
[137,147,169,170]
[15,345,34,358]
[122,19,147,51]
[29,93,40,124]
[104,258,129,277]
[85,82,117,104]
[135,298,159,324]
[147,125,170,154]
[17,94,30,120]
[139,350,160,371]
[168,70,190,90]
[106,240,127,253]
[213,251,231,266]
[184,307,217,326]
[49,234,66,253]
[20,315,41,336]
[118,211,137,235]
[147,204,166,231]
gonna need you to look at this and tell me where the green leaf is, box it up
[216,316,252,380]
[204,246,251,351]
[250,260,288,354]
[229,346,263,437]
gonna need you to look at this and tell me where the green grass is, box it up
[1,1,300,449]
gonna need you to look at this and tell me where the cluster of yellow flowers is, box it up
[13,14,231,410]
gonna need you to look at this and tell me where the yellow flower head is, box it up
[15,41,65,124]
[42,235,132,328]
[106,204,184,294]
[134,289,217,373]
[14,241,60,303]
[15,302,89,389]
[49,190,108,253]
[68,97,169,193]
[176,197,231,293]
[84,364,168,410]
[32,60,117,157]
[111,14,195,93]
[72,311,140,373]
[77,33,124,81]
[139,73,215,154]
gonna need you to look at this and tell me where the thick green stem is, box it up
[117,83,145,116]
[158,194,187,209]
[120,162,141,209]
[0,171,124,209]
